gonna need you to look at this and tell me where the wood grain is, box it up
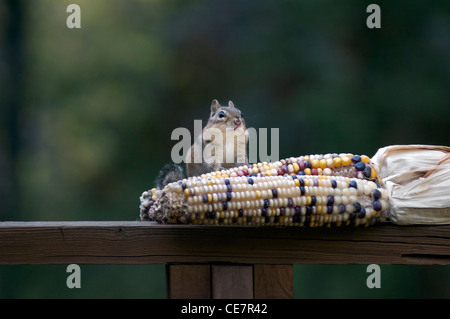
[254,265,293,299]
[1,221,450,265]
[211,265,253,299]
[167,264,210,299]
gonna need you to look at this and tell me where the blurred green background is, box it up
[1,0,449,298]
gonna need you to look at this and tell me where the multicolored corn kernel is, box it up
[178,153,379,184]
[142,174,389,227]
[140,153,384,223]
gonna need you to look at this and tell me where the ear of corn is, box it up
[140,153,389,227]
[191,153,379,182]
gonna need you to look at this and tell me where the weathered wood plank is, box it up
[0,221,450,265]
[167,264,211,299]
[211,265,253,299]
[253,265,293,299]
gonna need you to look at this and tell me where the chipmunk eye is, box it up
[218,111,226,118]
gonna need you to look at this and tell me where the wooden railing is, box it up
[1,221,450,298]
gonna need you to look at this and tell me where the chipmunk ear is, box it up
[211,99,221,114]
[228,101,235,108]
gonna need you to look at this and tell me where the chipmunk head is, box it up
[209,99,245,131]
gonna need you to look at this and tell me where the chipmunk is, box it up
[155,99,248,189]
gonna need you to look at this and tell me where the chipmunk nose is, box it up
[234,119,241,126]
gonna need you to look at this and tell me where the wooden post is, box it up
[254,265,293,299]
[211,265,253,299]
[166,264,211,299]
[166,263,293,299]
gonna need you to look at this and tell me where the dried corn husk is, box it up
[371,145,450,225]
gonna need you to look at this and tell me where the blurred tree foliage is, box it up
[0,0,449,298]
